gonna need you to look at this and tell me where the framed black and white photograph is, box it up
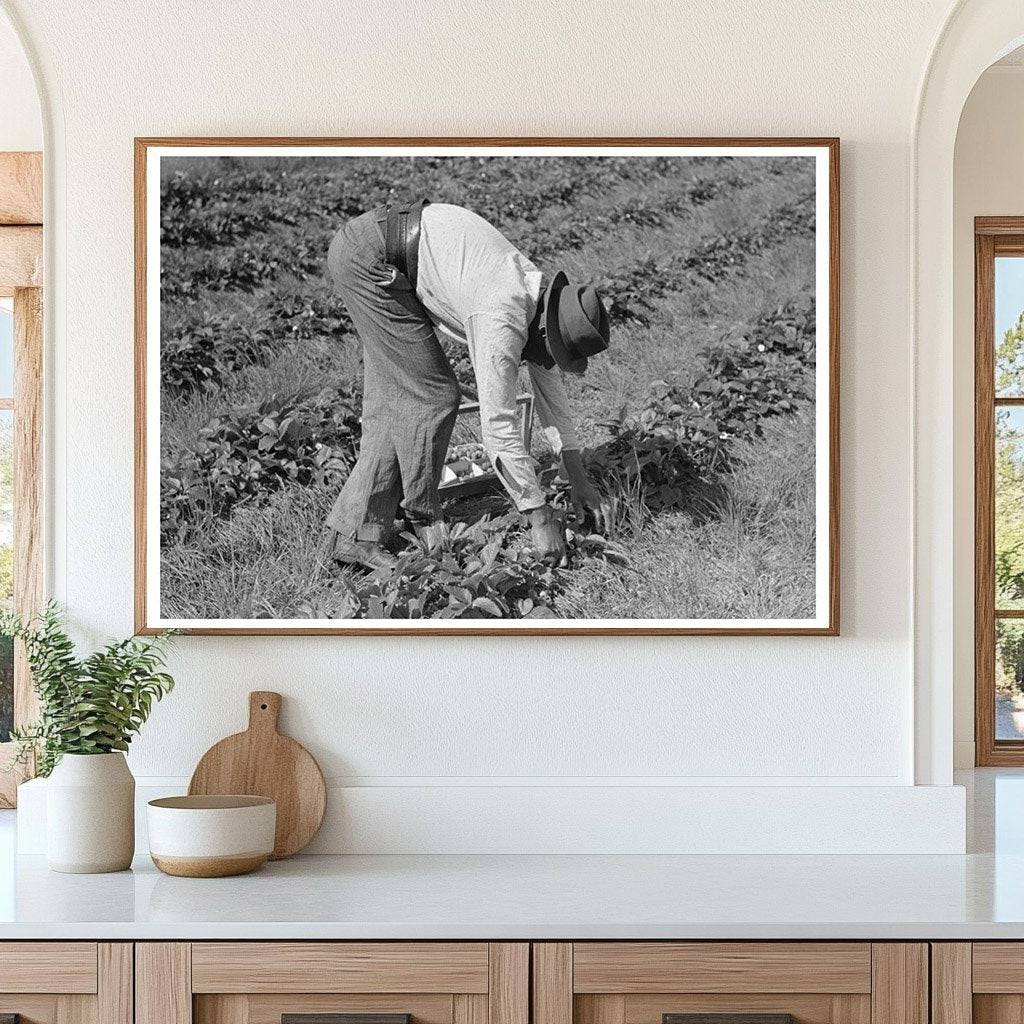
[135,138,839,635]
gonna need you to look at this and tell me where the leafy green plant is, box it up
[579,301,815,517]
[997,311,1024,395]
[998,620,1024,694]
[161,233,330,300]
[1,604,177,776]
[598,195,815,324]
[160,291,353,394]
[297,512,630,621]
[161,312,275,392]
[348,515,563,620]
[161,385,362,541]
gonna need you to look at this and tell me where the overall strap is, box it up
[384,199,430,290]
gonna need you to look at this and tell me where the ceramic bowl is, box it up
[147,795,276,877]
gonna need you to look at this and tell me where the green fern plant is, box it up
[1,603,178,777]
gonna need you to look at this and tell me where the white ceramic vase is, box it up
[46,752,135,873]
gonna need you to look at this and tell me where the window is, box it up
[0,288,41,805]
[976,220,1024,764]
[0,299,11,744]
[0,152,42,805]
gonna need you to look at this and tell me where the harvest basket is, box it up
[439,395,534,498]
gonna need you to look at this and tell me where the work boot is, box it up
[332,537,398,572]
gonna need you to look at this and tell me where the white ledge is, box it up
[15,778,968,857]
[1,849,1022,940]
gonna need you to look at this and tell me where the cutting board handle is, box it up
[248,691,282,734]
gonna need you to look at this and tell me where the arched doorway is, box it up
[914,0,1024,785]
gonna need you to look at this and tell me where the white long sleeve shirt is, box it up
[415,203,581,511]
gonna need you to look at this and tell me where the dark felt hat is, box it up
[544,271,610,373]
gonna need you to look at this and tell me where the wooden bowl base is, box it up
[151,853,268,878]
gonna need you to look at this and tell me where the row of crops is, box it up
[160,157,784,393]
[161,298,815,542]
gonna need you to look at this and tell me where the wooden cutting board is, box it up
[188,691,326,859]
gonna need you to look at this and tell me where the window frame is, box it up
[975,217,1024,765]
[0,151,43,806]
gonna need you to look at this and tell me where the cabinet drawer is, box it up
[535,944,926,1024]
[572,943,872,994]
[191,943,490,993]
[973,943,1024,992]
[198,993,457,1024]
[0,942,98,993]
[139,942,528,1024]
[0,943,130,1024]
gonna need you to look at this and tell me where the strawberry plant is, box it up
[161,312,277,391]
[161,384,362,541]
[598,194,815,324]
[523,173,746,262]
[160,164,375,250]
[347,516,563,619]
[583,301,815,511]
[162,233,330,300]
[329,513,630,620]
[161,291,352,393]
[267,290,351,341]
[439,336,477,397]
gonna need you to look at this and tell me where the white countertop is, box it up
[0,769,1021,941]
[0,849,1022,940]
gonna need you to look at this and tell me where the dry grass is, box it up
[558,414,816,620]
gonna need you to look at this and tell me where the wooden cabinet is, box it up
[931,943,1024,1024]
[0,943,132,1024]
[136,943,528,1024]
[533,944,928,1024]
[0,938,946,1024]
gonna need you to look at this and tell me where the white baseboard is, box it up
[17,778,967,856]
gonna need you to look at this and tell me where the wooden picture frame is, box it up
[135,137,840,636]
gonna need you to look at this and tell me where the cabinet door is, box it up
[534,944,927,1024]
[935,943,1024,1024]
[0,942,132,1024]
[137,943,528,1024]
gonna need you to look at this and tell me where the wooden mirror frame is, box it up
[0,151,43,806]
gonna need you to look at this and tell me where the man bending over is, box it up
[325,200,611,570]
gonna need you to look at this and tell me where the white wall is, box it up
[0,8,40,151]
[1,0,974,851]
[952,64,1024,768]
